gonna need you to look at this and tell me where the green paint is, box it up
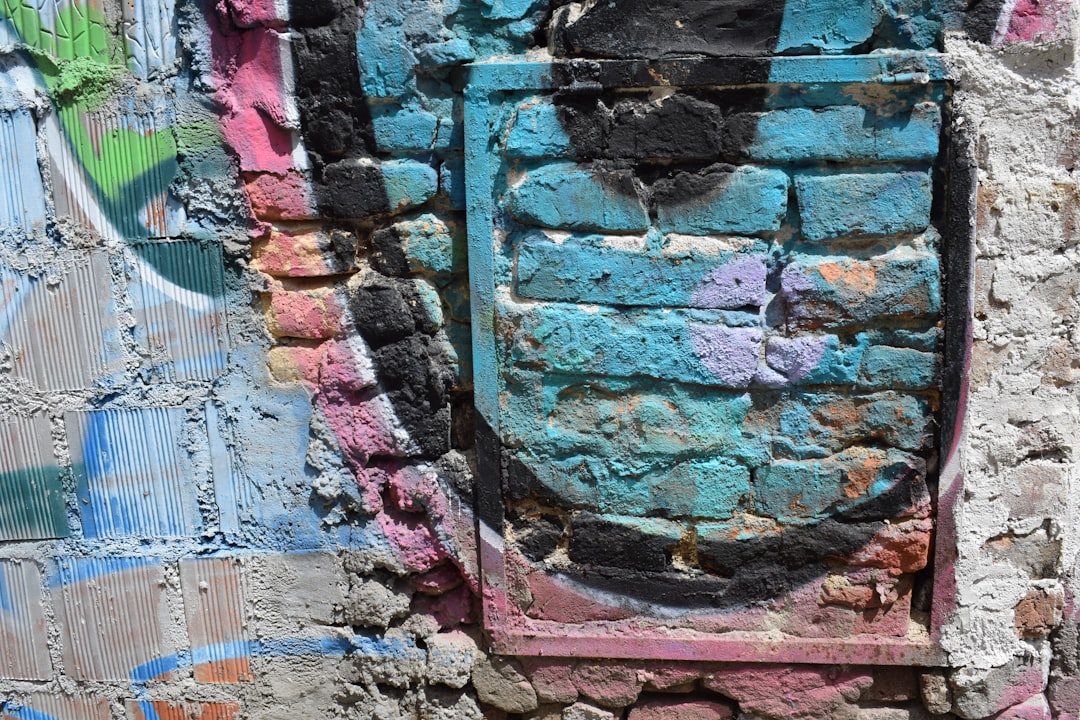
[0,463,69,540]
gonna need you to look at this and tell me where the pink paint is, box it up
[243,171,315,221]
[219,0,286,28]
[265,282,342,340]
[377,506,447,574]
[996,693,1052,720]
[519,658,579,703]
[627,698,734,720]
[704,665,873,719]
[254,227,339,277]
[316,391,409,467]
[1001,0,1074,44]
[209,9,296,174]
[413,563,464,595]
[412,582,477,629]
[572,661,643,707]
[318,339,377,394]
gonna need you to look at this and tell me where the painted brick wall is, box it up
[0,0,1074,719]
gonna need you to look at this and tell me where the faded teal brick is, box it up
[750,105,940,163]
[392,214,465,275]
[382,159,438,212]
[506,163,649,232]
[796,171,932,241]
[439,158,466,209]
[505,99,572,158]
[371,102,442,152]
[515,234,767,308]
[657,167,789,235]
[858,345,937,390]
[776,0,881,53]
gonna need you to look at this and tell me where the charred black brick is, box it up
[372,335,453,458]
[568,512,672,572]
[370,226,409,276]
[513,515,564,561]
[607,94,723,160]
[319,161,390,218]
[350,279,417,347]
[550,0,786,59]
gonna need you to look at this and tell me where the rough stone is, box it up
[426,631,478,689]
[472,654,539,713]
[562,702,616,720]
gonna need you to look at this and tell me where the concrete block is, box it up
[0,415,67,541]
[1,254,126,390]
[244,552,347,635]
[473,654,539,713]
[750,105,941,163]
[126,241,229,381]
[123,0,177,78]
[0,109,47,233]
[67,407,202,539]
[127,700,241,719]
[180,557,253,683]
[0,560,51,680]
[507,163,649,232]
[3,693,109,720]
[53,557,176,682]
[795,171,932,241]
[656,167,789,235]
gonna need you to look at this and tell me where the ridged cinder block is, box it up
[180,557,253,684]
[126,241,229,382]
[127,700,240,720]
[0,415,67,541]
[506,163,649,232]
[0,109,46,233]
[0,254,126,391]
[0,560,52,680]
[52,557,176,682]
[123,0,177,78]
[2,693,109,720]
[66,407,202,539]
[795,170,932,241]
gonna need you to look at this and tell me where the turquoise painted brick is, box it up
[515,234,768,308]
[776,0,881,53]
[857,345,938,390]
[506,163,649,232]
[501,301,761,387]
[765,334,868,385]
[782,251,941,330]
[750,105,940,163]
[504,99,572,158]
[656,167,789,235]
[392,214,465,275]
[795,170,932,241]
[500,375,757,464]
[371,102,441,152]
[439,158,466,210]
[754,448,920,523]
[382,159,438,213]
[648,458,750,520]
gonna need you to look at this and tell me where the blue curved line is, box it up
[2,706,63,720]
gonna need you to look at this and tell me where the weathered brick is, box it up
[573,661,644,707]
[515,235,767,308]
[373,214,465,276]
[263,280,343,340]
[749,104,941,162]
[782,251,941,330]
[857,345,938,390]
[502,301,760,388]
[370,100,445,152]
[765,334,866,385]
[627,697,734,720]
[753,447,925,523]
[253,225,357,277]
[243,170,317,221]
[795,171,932,241]
[655,167,789,235]
[1014,584,1065,638]
[568,513,682,572]
[505,99,573,158]
[507,163,649,232]
[382,159,439,212]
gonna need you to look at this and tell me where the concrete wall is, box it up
[0,0,1074,718]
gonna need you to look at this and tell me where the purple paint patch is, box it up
[689,326,761,387]
[691,255,768,308]
[765,335,830,382]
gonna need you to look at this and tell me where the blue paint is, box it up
[776,0,883,53]
[796,170,933,241]
[504,98,572,158]
[506,162,649,232]
[750,105,940,162]
[439,157,467,210]
[370,100,442,151]
[50,556,156,588]
[2,706,62,720]
[858,345,937,390]
[382,159,438,212]
[656,167,789,236]
[0,109,47,233]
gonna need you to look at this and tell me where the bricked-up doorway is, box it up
[466,54,970,664]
